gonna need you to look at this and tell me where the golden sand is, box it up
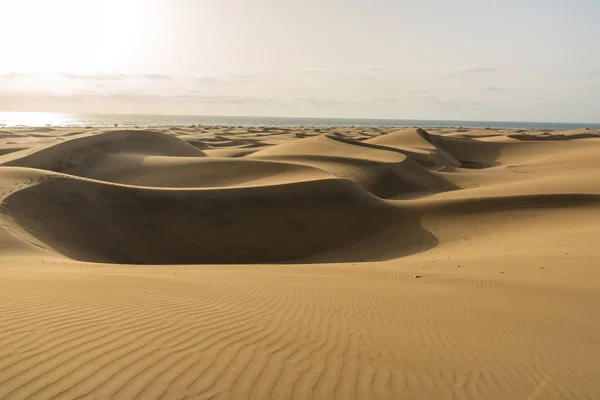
[1,125,599,399]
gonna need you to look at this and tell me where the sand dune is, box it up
[249,134,456,198]
[0,129,205,175]
[1,125,600,399]
[1,169,395,264]
[365,128,461,170]
[82,156,334,188]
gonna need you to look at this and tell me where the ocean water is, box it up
[1,111,599,130]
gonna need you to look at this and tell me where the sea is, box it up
[1,111,599,130]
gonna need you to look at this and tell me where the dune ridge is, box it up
[1,125,600,399]
[1,168,396,264]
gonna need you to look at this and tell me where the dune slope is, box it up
[1,169,397,264]
[0,130,206,175]
[250,134,456,198]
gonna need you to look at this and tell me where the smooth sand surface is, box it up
[1,125,600,399]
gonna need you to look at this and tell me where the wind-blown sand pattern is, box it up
[1,125,600,399]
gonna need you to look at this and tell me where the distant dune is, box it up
[1,125,600,399]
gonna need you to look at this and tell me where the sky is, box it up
[0,0,599,122]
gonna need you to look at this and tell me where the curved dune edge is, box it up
[0,130,457,198]
[250,134,457,198]
[0,130,206,174]
[0,128,337,189]
[1,168,408,264]
[66,155,337,188]
[365,127,461,169]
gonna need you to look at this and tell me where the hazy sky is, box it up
[1,0,599,121]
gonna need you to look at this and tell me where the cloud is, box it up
[295,67,332,75]
[194,73,262,84]
[140,74,172,80]
[296,65,388,81]
[459,66,498,73]
[227,74,257,83]
[196,77,222,85]
[0,72,28,79]
[483,86,506,92]
[74,89,102,95]
[431,97,482,108]
[406,89,431,94]
[58,73,172,81]
[375,96,401,103]
[0,91,278,104]
[175,94,282,106]
[351,65,384,72]
[59,73,128,81]
[0,72,52,79]
[483,86,524,92]
[293,96,378,108]
[294,96,351,106]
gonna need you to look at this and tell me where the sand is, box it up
[1,124,599,399]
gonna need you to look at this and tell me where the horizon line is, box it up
[1,111,599,126]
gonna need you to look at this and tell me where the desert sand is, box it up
[1,124,600,399]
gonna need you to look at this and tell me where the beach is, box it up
[1,124,600,399]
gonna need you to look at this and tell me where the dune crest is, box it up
[2,170,397,264]
[0,129,206,176]
[249,134,456,198]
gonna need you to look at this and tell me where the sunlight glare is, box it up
[0,111,74,127]
[1,0,156,74]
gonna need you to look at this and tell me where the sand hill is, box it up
[1,125,600,399]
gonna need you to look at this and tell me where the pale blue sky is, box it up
[1,0,599,121]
